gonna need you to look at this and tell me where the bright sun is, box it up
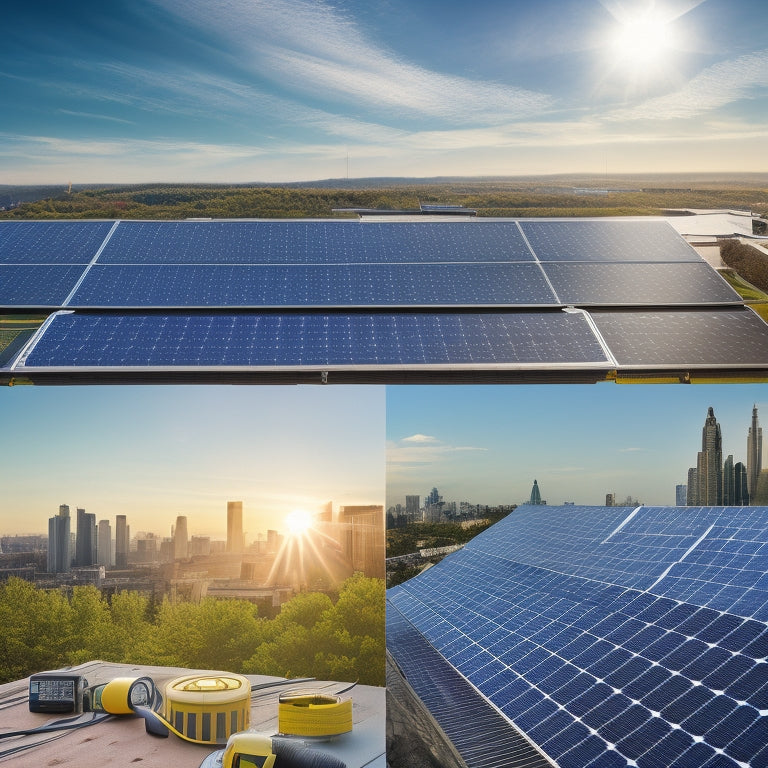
[601,1,688,85]
[285,509,314,536]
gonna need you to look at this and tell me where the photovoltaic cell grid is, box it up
[68,263,557,308]
[387,505,768,768]
[16,311,610,369]
[0,221,113,264]
[387,602,553,768]
[98,220,538,264]
[519,220,702,263]
[0,219,744,309]
[590,309,768,367]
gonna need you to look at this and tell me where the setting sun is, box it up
[285,509,315,536]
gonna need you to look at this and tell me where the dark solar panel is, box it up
[17,311,610,369]
[0,221,113,264]
[590,308,768,367]
[68,263,557,307]
[99,220,536,264]
[387,505,768,768]
[519,220,701,262]
[543,262,740,305]
[0,265,88,306]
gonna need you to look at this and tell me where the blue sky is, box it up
[1,385,384,538]
[2,0,767,183]
[386,384,768,509]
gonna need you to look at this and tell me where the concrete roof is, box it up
[0,661,385,768]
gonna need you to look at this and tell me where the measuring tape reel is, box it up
[277,691,352,739]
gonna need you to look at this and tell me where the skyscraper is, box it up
[405,495,420,523]
[75,507,97,567]
[697,407,723,505]
[747,405,762,504]
[115,515,129,568]
[47,505,71,573]
[686,467,697,505]
[174,515,189,560]
[97,519,112,567]
[675,484,687,506]
[227,501,244,553]
[735,462,749,505]
[529,479,542,505]
[723,455,735,506]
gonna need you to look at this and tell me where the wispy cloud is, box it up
[606,49,768,121]
[402,434,440,444]
[151,0,553,125]
[58,110,135,125]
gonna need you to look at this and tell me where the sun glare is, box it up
[599,0,693,88]
[285,509,314,536]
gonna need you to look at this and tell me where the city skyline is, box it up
[386,384,768,509]
[2,385,384,537]
[2,0,767,183]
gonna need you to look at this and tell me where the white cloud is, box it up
[151,0,553,124]
[402,434,441,444]
[605,49,768,121]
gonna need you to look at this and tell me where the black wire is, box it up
[0,712,112,740]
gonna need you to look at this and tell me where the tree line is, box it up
[0,573,384,687]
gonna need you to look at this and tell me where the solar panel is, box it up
[68,263,557,307]
[0,264,88,306]
[590,308,768,367]
[0,221,113,264]
[99,220,536,264]
[16,311,610,369]
[519,220,701,262]
[387,505,768,768]
[543,262,741,305]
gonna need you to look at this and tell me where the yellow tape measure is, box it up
[277,691,352,738]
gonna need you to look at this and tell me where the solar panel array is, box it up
[387,505,768,768]
[1,218,764,381]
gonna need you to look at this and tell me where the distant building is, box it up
[686,467,697,505]
[115,515,129,568]
[405,495,421,523]
[529,480,543,505]
[747,405,762,504]
[47,505,71,573]
[697,407,723,505]
[606,493,615,507]
[97,519,112,567]
[735,462,749,505]
[190,535,211,557]
[723,455,735,506]
[227,501,244,553]
[338,505,385,579]
[675,484,687,506]
[173,516,189,560]
[75,508,97,567]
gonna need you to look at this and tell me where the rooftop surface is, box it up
[0,660,385,768]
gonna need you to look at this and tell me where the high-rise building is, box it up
[227,501,244,553]
[75,507,97,567]
[529,480,542,505]
[405,495,420,523]
[338,505,385,579]
[115,515,129,568]
[97,520,112,567]
[735,461,749,505]
[47,505,71,573]
[174,515,189,560]
[697,407,723,505]
[723,455,735,506]
[675,485,687,506]
[747,405,762,504]
[606,493,615,507]
[686,467,697,505]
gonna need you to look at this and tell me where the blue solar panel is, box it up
[387,505,768,768]
[68,263,557,307]
[98,220,536,264]
[0,265,88,306]
[16,311,611,369]
[519,219,701,262]
[0,221,113,264]
[544,262,740,305]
